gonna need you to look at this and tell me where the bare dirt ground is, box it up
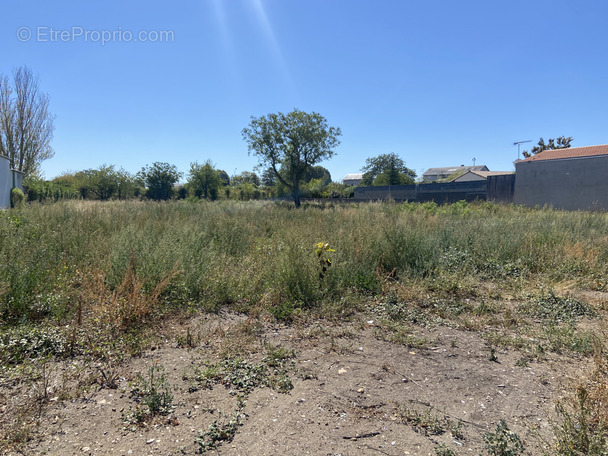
[1,298,595,456]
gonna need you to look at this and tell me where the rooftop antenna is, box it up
[472,157,476,166]
[514,140,532,160]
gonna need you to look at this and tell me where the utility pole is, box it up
[514,140,532,160]
[472,157,476,166]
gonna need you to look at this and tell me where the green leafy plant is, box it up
[483,419,524,456]
[434,443,456,455]
[10,187,25,209]
[522,292,594,324]
[124,363,174,425]
[187,345,294,396]
[0,326,68,364]
[315,241,335,280]
[195,407,244,453]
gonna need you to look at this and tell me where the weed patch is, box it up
[123,363,175,427]
[195,403,245,453]
[552,386,608,455]
[483,419,524,455]
[186,344,295,396]
[520,292,594,324]
[0,325,69,364]
[396,402,458,437]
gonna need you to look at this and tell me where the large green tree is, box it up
[139,162,181,201]
[77,166,119,200]
[304,165,332,186]
[360,153,416,186]
[242,109,341,207]
[188,161,221,199]
[523,136,572,158]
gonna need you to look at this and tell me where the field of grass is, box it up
[2,199,608,454]
[3,199,608,325]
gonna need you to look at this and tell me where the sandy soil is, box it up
[0,307,591,456]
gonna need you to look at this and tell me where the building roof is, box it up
[451,170,513,182]
[343,173,364,180]
[423,165,488,176]
[469,171,513,178]
[521,144,608,162]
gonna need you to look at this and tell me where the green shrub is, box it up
[483,419,524,455]
[10,187,25,208]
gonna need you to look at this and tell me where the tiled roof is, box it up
[343,173,364,180]
[522,144,608,162]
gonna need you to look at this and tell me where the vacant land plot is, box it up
[1,200,608,455]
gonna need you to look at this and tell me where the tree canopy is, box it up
[52,166,140,200]
[260,167,277,187]
[360,153,416,186]
[304,165,332,186]
[242,109,341,207]
[0,66,55,177]
[139,162,182,201]
[217,170,230,187]
[523,136,572,158]
[187,161,221,200]
[231,171,261,187]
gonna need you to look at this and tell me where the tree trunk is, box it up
[293,183,301,207]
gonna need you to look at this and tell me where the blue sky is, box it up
[2,0,608,182]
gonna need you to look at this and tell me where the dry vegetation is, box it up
[1,199,608,455]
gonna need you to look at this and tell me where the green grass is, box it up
[1,199,608,345]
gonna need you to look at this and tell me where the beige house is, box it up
[342,173,364,186]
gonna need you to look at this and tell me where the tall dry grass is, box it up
[1,199,608,326]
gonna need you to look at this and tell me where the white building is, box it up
[342,173,364,186]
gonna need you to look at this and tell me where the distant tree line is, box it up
[22,160,356,203]
[22,150,420,204]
